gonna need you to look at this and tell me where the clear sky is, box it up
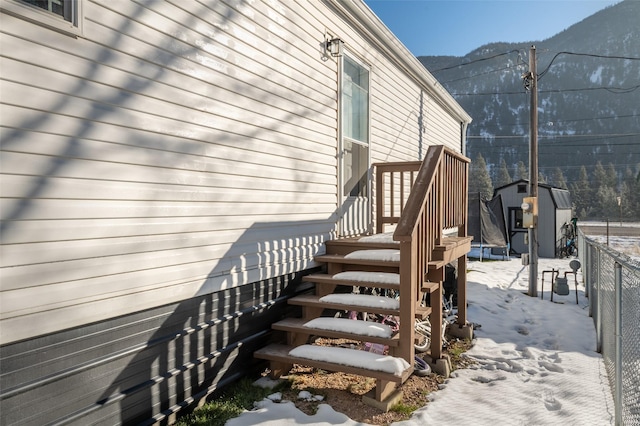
[363,0,622,57]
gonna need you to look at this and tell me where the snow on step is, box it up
[358,233,397,244]
[332,271,400,285]
[344,249,400,261]
[289,345,410,376]
[303,317,394,338]
[319,293,400,310]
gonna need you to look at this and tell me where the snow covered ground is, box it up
[589,235,640,263]
[226,256,615,426]
[580,221,640,262]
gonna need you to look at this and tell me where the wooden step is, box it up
[315,253,399,266]
[255,343,413,402]
[415,305,432,319]
[305,272,400,294]
[272,317,400,347]
[255,344,412,382]
[314,249,400,275]
[289,294,432,320]
[422,280,440,293]
[305,272,436,298]
[428,259,447,269]
[432,236,473,263]
[289,294,400,316]
[425,259,449,282]
[325,234,399,255]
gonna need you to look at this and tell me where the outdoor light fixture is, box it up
[326,37,343,57]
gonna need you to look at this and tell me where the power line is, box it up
[539,133,640,139]
[538,51,640,79]
[467,133,640,139]
[430,49,522,73]
[441,64,520,84]
[451,84,640,96]
[476,113,640,129]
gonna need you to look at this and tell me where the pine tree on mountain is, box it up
[469,153,494,199]
[605,163,618,189]
[622,166,640,219]
[570,166,591,219]
[619,181,633,219]
[635,167,640,216]
[496,158,512,188]
[551,167,568,189]
[592,161,607,189]
[591,161,608,218]
[515,161,528,181]
[595,185,619,220]
[538,172,547,184]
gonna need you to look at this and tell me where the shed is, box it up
[0,0,471,424]
[493,180,573,258]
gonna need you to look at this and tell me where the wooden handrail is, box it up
[373,145,469,364]
[393,146,444,241]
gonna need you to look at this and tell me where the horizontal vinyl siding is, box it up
[356,37,462,163]
[0,273,309,425]
[0,0,341,344]
[370,69,462,162]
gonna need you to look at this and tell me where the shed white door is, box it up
[339,53,371,236]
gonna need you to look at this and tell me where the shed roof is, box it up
[549,188,572,209]
[494,179,572,210]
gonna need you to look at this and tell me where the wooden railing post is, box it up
[457,256,467,326]
[431,282,443,359]
[375,165,384,234]
[398,239,416,363]
[457,158,469,326]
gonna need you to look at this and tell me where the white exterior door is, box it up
[339,53,371,236]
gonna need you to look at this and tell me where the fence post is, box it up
[614,262,622,426]
[596,247,602,353]
[584,238,589,299]
[585,243,591,315]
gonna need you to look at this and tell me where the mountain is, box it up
[418,0,640,194]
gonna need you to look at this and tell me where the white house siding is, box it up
[0,0,341,345]
[0,0,469,423]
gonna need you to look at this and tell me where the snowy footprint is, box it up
[539,361,564,373]
[480,305,499,315]
[543,392,563,411]
[472,375,507,384]
[538,352,564,373]
[543,338,560,350]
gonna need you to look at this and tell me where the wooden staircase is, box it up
[255,146,472,408]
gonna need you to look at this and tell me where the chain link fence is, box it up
[579,228,640,425]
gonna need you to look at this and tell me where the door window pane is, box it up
[342,56,369,144]
[341,55,369,199]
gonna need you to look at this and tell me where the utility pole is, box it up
[527,45,539,297]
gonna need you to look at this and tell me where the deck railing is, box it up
[374,145,469,363]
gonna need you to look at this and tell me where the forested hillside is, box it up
[419,0,640,220]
